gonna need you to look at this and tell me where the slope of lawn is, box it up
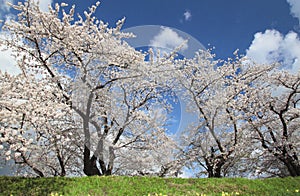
[0,176,299,195]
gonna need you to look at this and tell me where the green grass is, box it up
[0,176,299,196]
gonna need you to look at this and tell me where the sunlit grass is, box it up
[0,176,299,195]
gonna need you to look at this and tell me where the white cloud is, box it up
[183,10,192,21]
[0,1,19,75]
[149,27,188,51]
[0,0,13,13]
[246,30,282,64]
[287,0,300,23]
[33,0,53,12]
[0,48,20,75]
[246,29,300,74]
[0,0,52,13]
[0,0,14,18]
[0,0,53,75]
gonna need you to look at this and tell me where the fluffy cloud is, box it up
[149,27,188,51]
[33,0,53,12]
[246,29,300,74]
[0,0,14,19]
[246,30,282,64]
[0,29,20,75]
[183,10,192,21]
[0,0,13,13]
[0,0,54,75]
[0,0,52,14]
[0,0,18,75]
[286,0,300,23]
[0,48,20,75]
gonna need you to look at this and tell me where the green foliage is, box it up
[0,176,299,196]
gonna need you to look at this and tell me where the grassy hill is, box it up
[0,176,299,195]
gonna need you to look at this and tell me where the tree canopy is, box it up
[0,1,299,178]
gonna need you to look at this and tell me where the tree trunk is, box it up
[104,146,115,175]
[281,156,300,177]
[207,165,214,178]
[83,145,101,176]
[206,158,225,178]
[207,166,222,178]
[55,144,66,177]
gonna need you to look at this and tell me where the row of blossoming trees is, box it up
[0,1,299,178]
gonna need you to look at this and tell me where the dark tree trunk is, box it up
[207,165,223,178]
[55,146,66,177]
[207,165,214,178]
[214,164,222,178]
[263,142,300,177]
[206,157,225,178]
[280,156,300,177]
[83,145,101,176]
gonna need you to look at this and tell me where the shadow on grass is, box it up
[0,176,71,195]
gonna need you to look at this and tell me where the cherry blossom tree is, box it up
[0,1,178,176]
[243,69,300,177]
[177,51,275,177]
[2,0,298,179]
[0,71,82,176]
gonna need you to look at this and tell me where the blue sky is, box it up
[51,0,300,59]
[0,0,299,70]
